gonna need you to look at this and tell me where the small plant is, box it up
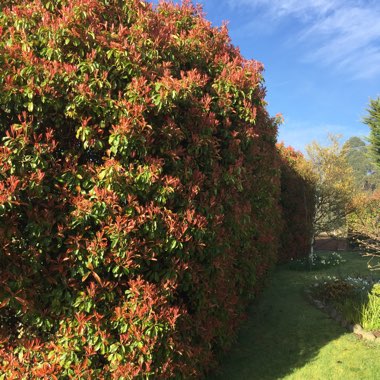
[361,283,380,331]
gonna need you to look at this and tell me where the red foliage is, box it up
[0,1,304,378]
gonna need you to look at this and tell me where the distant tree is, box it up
[343,136,380,191]
[364,97,380,169]
[306,135,355,254]
[346,99,380,269]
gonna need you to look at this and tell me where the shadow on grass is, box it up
[207,259,348,380]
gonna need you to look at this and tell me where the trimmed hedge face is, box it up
[278,144,315,261]
[0,1,282,378]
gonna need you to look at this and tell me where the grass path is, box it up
[208,251,380,380]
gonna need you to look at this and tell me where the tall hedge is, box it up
[278,144,315,261]
[0,1,282,378]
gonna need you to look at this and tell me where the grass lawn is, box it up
[208,251,380,380]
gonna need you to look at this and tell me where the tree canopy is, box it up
[343,136,380,191]
[347,98,380,267]
[364,97,380,169]
[306,135,355,239]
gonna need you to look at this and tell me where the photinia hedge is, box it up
[0,0,284,378]
[278,144,315,262]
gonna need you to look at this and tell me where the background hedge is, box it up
[278,144,315,262]
[0,1,311,378]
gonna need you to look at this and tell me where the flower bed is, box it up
[288,251,346,271]
[307,276,380,341]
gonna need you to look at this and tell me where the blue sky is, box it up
[151,0,380,151]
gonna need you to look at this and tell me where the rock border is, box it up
[304,289,379,343]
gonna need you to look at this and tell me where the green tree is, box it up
[306,135,355,254]
[364,97,380,169]
[346,99,380,268]
[343,136,380,191]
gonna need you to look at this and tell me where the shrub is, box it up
[0,0,282,377]
[311,278,356,302]
[348,191,380,269]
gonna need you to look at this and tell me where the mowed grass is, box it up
[208,251,380,380]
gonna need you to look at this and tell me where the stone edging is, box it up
[304,289,379,343]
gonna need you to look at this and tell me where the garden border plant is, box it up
[306,277,380,343]
[288,251,346,271]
